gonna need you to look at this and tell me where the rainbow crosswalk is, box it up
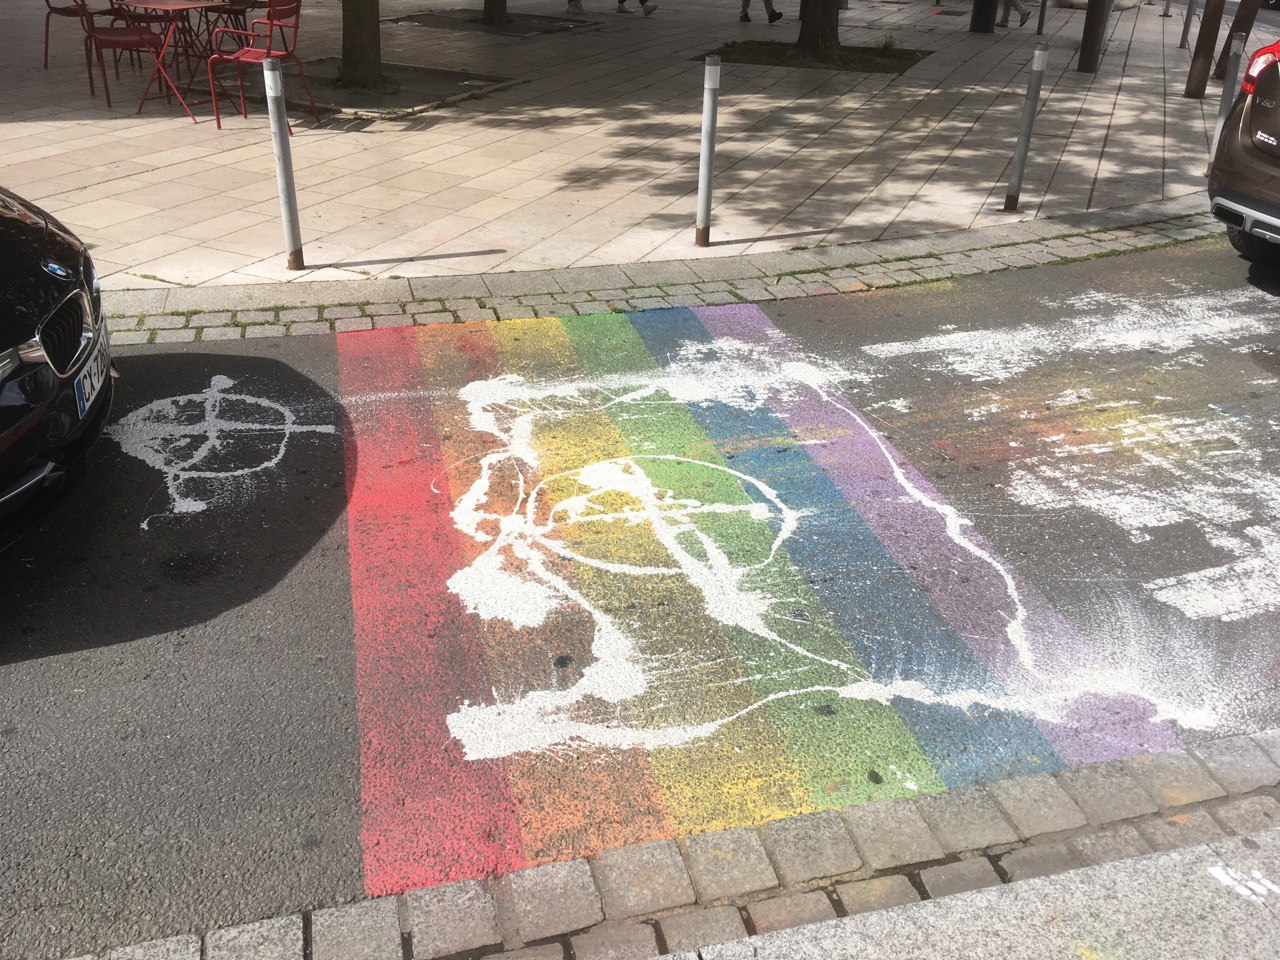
[336,305,1181,896]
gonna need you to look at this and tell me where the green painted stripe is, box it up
[559,312,945,808]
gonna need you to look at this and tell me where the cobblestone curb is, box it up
[75,730,1280,960]
[102,200,1222,347]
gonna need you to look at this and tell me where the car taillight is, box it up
[1242,44,1280,95]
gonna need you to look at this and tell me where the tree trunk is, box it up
[482,0,509,27]
[339,0,384,88]
[1212,0,1260,80]
[795,0,840,59]
[970,0,999,33]
[1077,0,1109,73]
[1185,0,1228,97]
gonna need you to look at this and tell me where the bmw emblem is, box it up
[41,259,74,280]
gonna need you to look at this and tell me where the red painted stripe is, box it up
[338,326,525,895]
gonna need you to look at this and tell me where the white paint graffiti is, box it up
[860,286,1280,624]
[1006,410,1280,622]
[863,285,1278,382]
[108,375,336,526]
[441,339,1208,761]
[1208,865,1280,903]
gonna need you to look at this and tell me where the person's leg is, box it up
[740,0,752,21]
[763,0,782,21]
[998,0,1012,26]
[1011,0,1029,25]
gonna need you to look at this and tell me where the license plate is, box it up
[74,335,110,419]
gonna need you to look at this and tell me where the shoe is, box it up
[1019,9,1030,24]
[617,2,633,11]
[768,8,783,21]
[642,1,658,13]
[740,11,751,20]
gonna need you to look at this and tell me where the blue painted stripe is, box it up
[625,308,1063,786]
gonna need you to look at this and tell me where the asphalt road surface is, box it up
[2,238,1278,959]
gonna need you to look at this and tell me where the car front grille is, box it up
[38,294,92,376]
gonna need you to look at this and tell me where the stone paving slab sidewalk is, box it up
[77,728,1280,959]
[3,0,1216,290]
[101,192,1220,343]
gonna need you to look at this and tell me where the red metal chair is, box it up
[77,4,165,108]
[207,0,320,129]
[44,0,110,68]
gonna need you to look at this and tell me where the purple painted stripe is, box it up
[693,304,1181,763]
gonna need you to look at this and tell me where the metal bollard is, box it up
[1036,0,1048,36]
[263,58,304,270]
[695,55,721,248]
[1211,32,1247,157]
[1005,43,1049,212]
[1161,0,1173,16]
[1179,0,1198,50]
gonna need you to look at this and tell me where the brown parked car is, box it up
[1208,39,1280,265]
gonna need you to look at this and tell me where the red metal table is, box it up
[118,0,231,121]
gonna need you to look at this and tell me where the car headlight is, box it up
[0,347,19,381]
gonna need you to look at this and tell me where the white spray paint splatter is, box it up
[437,338,1212,760]
[107,376,336,528]
[863,286,1279,381]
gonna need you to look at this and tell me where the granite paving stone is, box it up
[683,827,779,903]
[509,859,604,942]
[245,324,287,338]
[835,876,920,915]
[843,798,945,869]
[206,916,301,960]
[570,922,660,960]
[917,787,1020,852]
[334,317,373,332]
[1123,750,1226,808]
[107,939,201,960]
[500,946,566,960]
[1068,824,1153,867]
[322,305,363,319]
[1254,730,1280,765]
[311,898,401,960]
[1192,736,1280,794]
[371,314,413,328]
[746,892,837,934]
[140,314,187,330]
[998,842,1080,882]
[288,321,332,336]
[1211,796,1280,835]
[919,858,1003,898]
[659,906,749,953]
[760,811,862,886]
[153,329,196,343]
[1137,810,1228,852]
[1056,761,1160,824]
[406,879,503,958]
[591,839,696,920]
[188,312,234,327]
[199,327,243,340]
[986,774,1088,838]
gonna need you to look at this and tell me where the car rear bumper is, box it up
[1208,189,1280,245]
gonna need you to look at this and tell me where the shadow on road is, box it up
[0,351,351,665]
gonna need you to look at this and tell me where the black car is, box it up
[1208,40,1280,264]
[0,187,114,547]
